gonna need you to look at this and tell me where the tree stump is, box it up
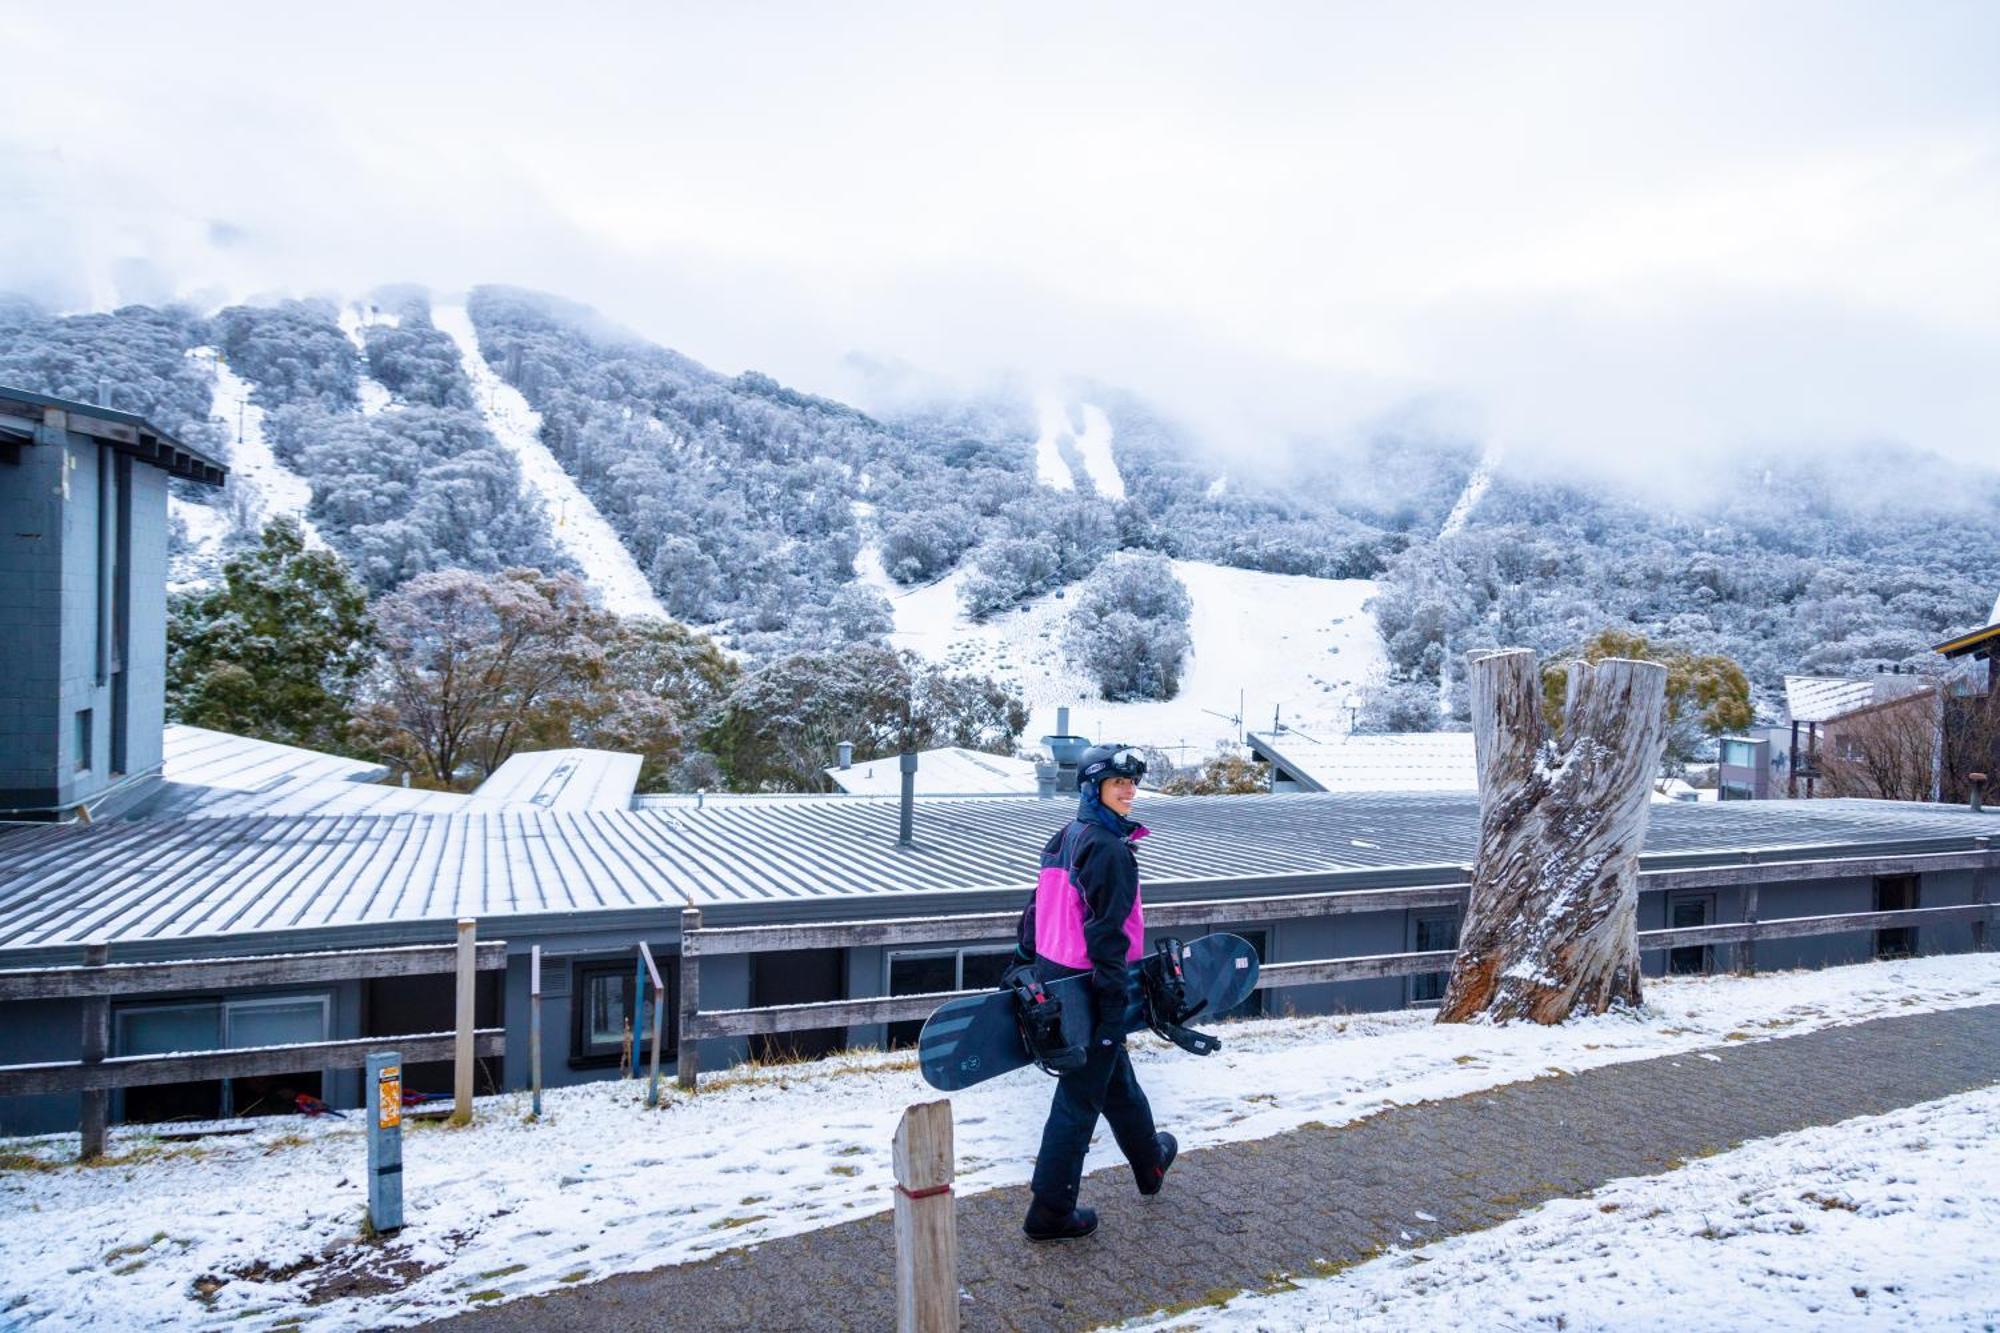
[1437,649,1668,1024]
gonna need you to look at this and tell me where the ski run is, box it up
[3,953,1996,1330]
[430,303,670,622]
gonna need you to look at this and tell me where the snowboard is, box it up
[918,933,1261,1092]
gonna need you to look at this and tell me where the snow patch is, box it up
[1029,396,1124,499]
[335,303,397,415]
[1,954,1996,1329]
[432,305,669,621]
[1031,397,1075,491]
[1071,403,1125,500]
[178,348,324,573]
[1438,446,1500,540]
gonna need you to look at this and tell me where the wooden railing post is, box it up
[529,945,543,1119]
[1739,853,1760,976]
[1974,837,1991,952]
[677,908,702,1092]
[450,918,476,1127]
[79,942,109,1161]
[893,1099,957,1333]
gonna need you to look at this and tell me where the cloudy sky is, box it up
[3,2,1996,472]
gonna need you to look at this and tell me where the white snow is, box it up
[430,304,669,621]
[859,551,1386,756]
[1437,445,1500,540]
[3,954,1996,1330]
[1031,396,1076,491]
[335,304,394,415]
[1127,1085,2000,1331]
[1029,396,1124,499]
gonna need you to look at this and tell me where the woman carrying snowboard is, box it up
[1012,743,1178,1241]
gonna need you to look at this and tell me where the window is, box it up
[885,947,1015,1048]
[1874,875,1919,959]
[1410,913,1461,1005]
[114,993,330,1122]
[1720,740,1755,768]
[571,960,648,1067]
[1668,896,1714,975]
[1836,735,1866,761]
[1719,781,1755,800]
[74,709,93,773]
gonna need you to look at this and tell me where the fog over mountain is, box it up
[4,3,1996,490]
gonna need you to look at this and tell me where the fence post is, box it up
[366,1050,404,1233]
[893,1099,957,1333]
[530,946,543,1119]
[1974,837,1991,952]
[639,940,666,1107]
[78,941,109,1162]
[1740,881,1760,976]
[677,907,702,1092]
[450,918,476,1127]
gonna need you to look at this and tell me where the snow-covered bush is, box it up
[1061,553,1193,701]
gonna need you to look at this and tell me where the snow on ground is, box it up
[1437,446,1499,541]
[1028,396,1123,499]
[1070,403,1124,500]
[335,304,395,415]
[431,304,668,621]
[1128,1084,2000,1332]
[3,955,1996,1330]
[859,550,1384,755]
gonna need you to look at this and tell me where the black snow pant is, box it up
[1029,1034,1160,1212]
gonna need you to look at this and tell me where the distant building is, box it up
[1246,729,1477,794]
[1782,671,1936,800]
[0,385,226,821]
[1932,593,2000,804]
[824,745,1043,797]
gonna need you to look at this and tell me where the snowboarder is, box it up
[1013,743,1178,1242]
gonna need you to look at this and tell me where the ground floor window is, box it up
[885,947,1014,1048]
[114,993,330,1122]
[1668,895,1715,975]
[569,958,676,1068]
[1410,913,1462,1005]
[1874,875,1920,959]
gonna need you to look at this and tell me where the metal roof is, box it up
[0,793,1991,964]
[1783,674,1933,724]
[470,749,641,811]
[1248,730,1478,793]
[825,747,1042,797]
[0,384,227,487]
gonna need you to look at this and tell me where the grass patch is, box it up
[829,1165,860,1177]
[558,1270,591,1284]
[0,1151,62,1173]
[708,1214,769,1231]
[834,1144,867,1157]
[104,1233,167,1265]
[478,1263,528,1280]
[466,1290,505,1304]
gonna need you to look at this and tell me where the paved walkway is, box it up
[432,1004,2000,1332]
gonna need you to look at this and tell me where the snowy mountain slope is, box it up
[1437,445,1499,539]
[335,303,394,415]
[168,347,325,590]
[1031,397,1076,491]
[2,955,1993,1330]
[432,304,669,620]
[1030,395,1125,499]
[858,548,1385,756]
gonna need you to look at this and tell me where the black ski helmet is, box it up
[1077,744,1147,791]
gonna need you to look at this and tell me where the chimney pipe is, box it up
[837,741,853,770]
[1057,706,1070,736]
[1971,772,1988,815]
[897,750,918,847]
[1035,761,1058,799]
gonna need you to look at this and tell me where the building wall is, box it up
[0,434,66,807]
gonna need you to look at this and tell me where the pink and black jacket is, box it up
[1013,800,1149,1034]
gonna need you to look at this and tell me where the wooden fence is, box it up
[0,921,506,1157]
[677,843,1997,1089]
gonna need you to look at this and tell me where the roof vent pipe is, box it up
[897,750,918,847]
[1035,762,1058,799]
[837,741,853,770]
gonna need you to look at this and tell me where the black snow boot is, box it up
[1134,1131,1178,1196]
[1023,1200,1099,1242]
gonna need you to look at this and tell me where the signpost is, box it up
[366,1050,404,1233]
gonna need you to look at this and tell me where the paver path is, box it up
[432,1004,2000,1332]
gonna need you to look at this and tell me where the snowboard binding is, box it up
[1010,974,1087,1076]
[1140,938,1223,1056]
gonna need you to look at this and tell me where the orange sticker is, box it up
[377,1066,402,1129]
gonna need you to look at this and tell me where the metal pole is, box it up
[898,751,917,847]
[530,946,543,1119]
[79,941,109,1161]
[677,908,703,1092]
[639,941,665,1107]
[366,1050,404,1233]
[450,919,476,1127]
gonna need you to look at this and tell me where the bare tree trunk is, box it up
[1437,649,1669,1025]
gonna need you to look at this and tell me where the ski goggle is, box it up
[1092,749,1147,782]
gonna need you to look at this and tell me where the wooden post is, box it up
[639,940,665,1107]
[1974,837,1991,952]
[1739,851,1760,976]
[677,907,702,1092]
[893,1099,957,1333]
[530,946,543,1119]
[450,918,476,1127]
[79,942,109,1161]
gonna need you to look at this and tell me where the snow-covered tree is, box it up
[1061,553,1194,701]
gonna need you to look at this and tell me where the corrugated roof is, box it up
[1248,730,1478,793]
[469,749,641,811]
[1783,674,1933,724]
[0,793,1990,962]
[825,747,1042,796]
[163,725,388,790]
